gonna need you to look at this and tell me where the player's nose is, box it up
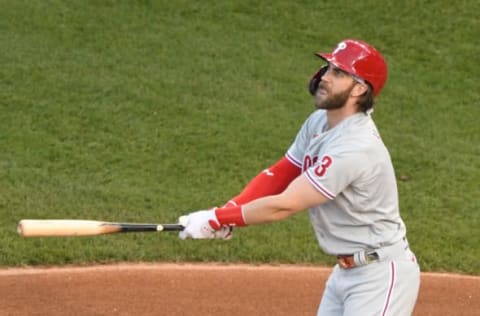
[321,68,333,82]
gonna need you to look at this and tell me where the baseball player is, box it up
[178,39,420,316]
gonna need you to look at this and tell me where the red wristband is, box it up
[223,200,238,207]
[215,206,246,227]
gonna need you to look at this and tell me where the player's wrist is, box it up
[215,206,247,227]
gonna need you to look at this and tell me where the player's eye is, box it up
[332,67,345,76]
[327,65,346,77]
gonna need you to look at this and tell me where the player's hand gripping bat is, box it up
[17,219,184,237]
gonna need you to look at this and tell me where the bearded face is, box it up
[314,80,357,110]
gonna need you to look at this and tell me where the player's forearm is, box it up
[242,194,299,224]
[215,174,329,227]
[242,174,329,224]
[215,192,305,227]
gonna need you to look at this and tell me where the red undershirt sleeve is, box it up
[224,156,302,207]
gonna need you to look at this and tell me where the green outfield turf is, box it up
[0,1,478,274]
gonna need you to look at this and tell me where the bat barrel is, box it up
[18,219,111,237]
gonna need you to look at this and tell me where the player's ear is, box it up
[351,82,369,97]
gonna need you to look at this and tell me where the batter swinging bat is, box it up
[17,219,185,237]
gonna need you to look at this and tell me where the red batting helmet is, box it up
[314,39,388,96]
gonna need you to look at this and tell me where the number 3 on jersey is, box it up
[314,155,333,177]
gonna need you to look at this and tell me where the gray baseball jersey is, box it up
[286,110,406,255]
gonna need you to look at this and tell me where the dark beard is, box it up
[315,82,355,110]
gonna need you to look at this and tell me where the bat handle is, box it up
[116,223,185,233]
[159,224,185,231]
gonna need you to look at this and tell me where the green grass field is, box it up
[0,1,478,274]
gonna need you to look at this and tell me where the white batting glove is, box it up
[178,209,232,240]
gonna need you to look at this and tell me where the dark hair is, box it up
[356,83,375,113]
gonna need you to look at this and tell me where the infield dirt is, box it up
[0,263,478,315]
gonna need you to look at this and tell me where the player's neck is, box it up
[326,103,361,130]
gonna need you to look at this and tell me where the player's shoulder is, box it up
[344,113,378,134]
[338,114,384,148]
[298,110,327,133]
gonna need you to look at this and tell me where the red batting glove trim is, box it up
[223,200,238,207]
[215,206,246,227]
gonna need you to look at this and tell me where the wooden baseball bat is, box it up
[17,219,185,237]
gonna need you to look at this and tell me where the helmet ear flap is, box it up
[308,66,328,95]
